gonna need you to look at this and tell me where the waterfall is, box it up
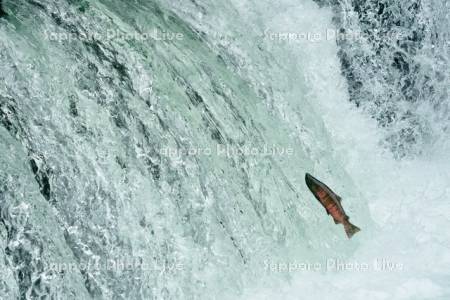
[0,0,448,299]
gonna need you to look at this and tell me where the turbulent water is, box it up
[0,0,449,299]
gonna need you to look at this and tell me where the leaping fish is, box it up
[305,173,360,238]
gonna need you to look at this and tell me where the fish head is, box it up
[305,173,321,193]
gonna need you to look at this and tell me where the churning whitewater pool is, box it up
[0,0,449,299]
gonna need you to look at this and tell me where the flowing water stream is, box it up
[0,0,449,299]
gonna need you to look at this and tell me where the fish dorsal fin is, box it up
[337,196,342,202]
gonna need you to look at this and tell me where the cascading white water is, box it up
[235,0,450,299]
[0,0,448,299]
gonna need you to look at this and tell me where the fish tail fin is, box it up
[344,221,360,239]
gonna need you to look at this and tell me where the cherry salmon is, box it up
[305,173,360,238]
